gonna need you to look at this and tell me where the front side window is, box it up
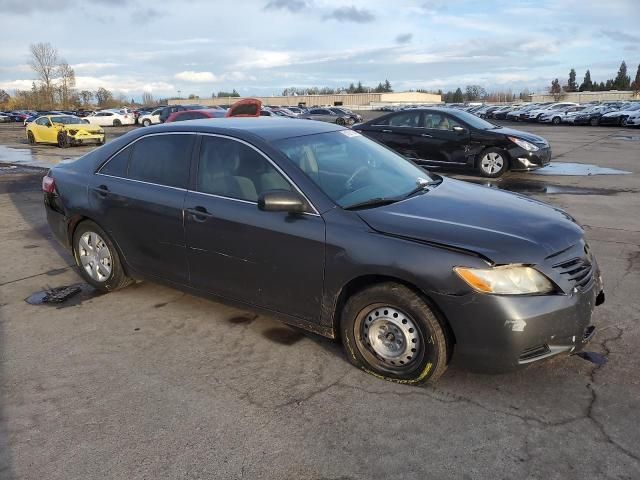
[388,111,421,127]
[100,147,131,177]
[35,117,50,126]
[128,134,193,188]
[197,136,292,202]
[422,113,461,130]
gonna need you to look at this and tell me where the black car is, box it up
[329,107,363,123]
[573,106,618,126]
[43,118,603,385]
[353,108,551,177]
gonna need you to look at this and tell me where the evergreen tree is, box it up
[613,61,631,90]
[567,68,577,92]
[579,70,593,91]
[452,88,464,103]
[549,78,562,100]
[631,64,640,92]
[383,79,392,92]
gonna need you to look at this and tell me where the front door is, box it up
[415,112,469,164]
[184,134,325,322]
[89,133,194,283]
[33,117,56,143]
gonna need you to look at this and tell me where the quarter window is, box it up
[128,134,193,188]
[197,136,292,202]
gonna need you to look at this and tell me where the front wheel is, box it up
[341,283,449,385]
[72,221,132,292]
[113,119,122,127]
[27,131,36,145]
[552,117,561,125]
[478,148,508,178]
[336,117,346,126]
[142,119,151,127]
[57,132,69,148]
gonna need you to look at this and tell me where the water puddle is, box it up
[465,178,633,196]
[0,145,76,168]
[533,162,631,176]
[610,135,640,141]
[25,283,102,308]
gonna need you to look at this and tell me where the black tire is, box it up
[590,117,599,126]
[57,132,69,148]
[341,282,449,385]
[113,119,122,127]
[477,147,508,178]
[27,131,35,145]
[552,116,561,125]
[336,117,346,126]
[72,220,132,292]
[142,119,151,127]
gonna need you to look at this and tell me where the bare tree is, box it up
[80,90,94,107]
[141,91,154,105]
[57,61,76,109]
[94,87,114,107]
[29,42,59,108]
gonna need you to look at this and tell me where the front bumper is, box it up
[432,274,604,372]
[68,132,105,144]
[509,145,552,171]
[623,116,640,126]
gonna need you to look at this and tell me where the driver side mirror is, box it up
[258,190,306,214]
[452,126,467,134]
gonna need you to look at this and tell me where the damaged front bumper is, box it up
[431,272,604,372]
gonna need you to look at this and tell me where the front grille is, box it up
[519,344,550,362]
[553,256,593,290]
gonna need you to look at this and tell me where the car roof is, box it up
[136,117,344,142]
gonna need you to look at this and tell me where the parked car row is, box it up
[455,101,640,127]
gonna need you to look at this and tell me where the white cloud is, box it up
[235,50,293,69]
[71,62,122,73]
[174,71,218,83]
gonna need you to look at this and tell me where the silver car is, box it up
[300,108,354,126]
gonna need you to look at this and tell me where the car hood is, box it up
[356,177,583,265]
[488,126,548,145]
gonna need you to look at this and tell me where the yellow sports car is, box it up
[26,115,105,148]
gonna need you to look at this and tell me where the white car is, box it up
[622,110,640,127]
[538,105,587,125]
[138,108,163,127]
[524,102,578,122]
[85,109,135,127]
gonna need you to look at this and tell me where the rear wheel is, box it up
[27,131,35,145]
[72,221,132,292]
[113,119,122,127]
[478,148,507,178]
[142,119,151,127]
[341,283,449,385]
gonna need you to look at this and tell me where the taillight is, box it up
[42,175,56,194]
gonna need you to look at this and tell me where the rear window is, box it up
[128,134,193,188]
[100,147,131,177]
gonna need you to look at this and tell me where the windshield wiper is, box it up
[403,177,441,198]
[343,197,400,210]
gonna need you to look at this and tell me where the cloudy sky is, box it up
[0,0,638,99]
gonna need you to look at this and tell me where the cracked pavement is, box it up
[0,123,639,479]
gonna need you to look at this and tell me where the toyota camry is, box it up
[43,118,604,384]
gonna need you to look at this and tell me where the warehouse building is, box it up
[169,91,441,109]
[530,90,639,103]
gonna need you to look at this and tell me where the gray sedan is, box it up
[300,108,354,126]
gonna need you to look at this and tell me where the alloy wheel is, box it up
[480,152,504,175]
[77,231,112,282]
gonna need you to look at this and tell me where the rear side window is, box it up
[128,134,193,188]
[100,147,131,177]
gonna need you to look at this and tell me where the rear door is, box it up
[361,110,424,160]
[90,133,194,283]
[184,134,325,322]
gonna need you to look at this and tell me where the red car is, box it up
[165,108,227,123]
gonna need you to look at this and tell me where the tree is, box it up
[549,78,562,100]
[56,61,76,109]
[383,79,392,92]
[217,90,240,97]
[452,88,464,103]
[631,64,640,93]
[0,89,10,109]
[79,90,93,107]
[579,70,593,91]
[613,61,631,90]
[94,87,114,107]
[465,84,486,101]
[355,81,365,93]
[566,68,577,92]
[29,42,59,108]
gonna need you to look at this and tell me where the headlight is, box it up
[454,265,554,295]
[508,136,539,152]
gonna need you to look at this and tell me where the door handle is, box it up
[186,206,214,221]
[94,184,109,197]
[420,133,432,138]
[381,129,393,133]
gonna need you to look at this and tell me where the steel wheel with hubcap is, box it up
[72,220,132,291]
[478,148,507,178]
[142,119,151,127]
[341,282,449,385]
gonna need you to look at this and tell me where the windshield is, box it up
[448,109,499,130]
[273,130,437,209]
[50,116,84,124]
